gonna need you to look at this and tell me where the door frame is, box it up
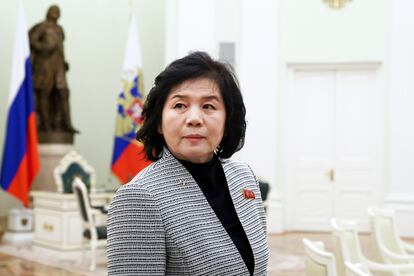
[280,62,386,231]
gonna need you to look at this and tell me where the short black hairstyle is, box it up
[136,51,246,161]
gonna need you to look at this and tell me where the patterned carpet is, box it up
[0,243,107,276]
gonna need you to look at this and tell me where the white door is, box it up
[286,65,384,231]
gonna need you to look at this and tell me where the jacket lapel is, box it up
[222,160,268,276]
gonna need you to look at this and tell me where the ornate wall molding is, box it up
[323,0,352,9]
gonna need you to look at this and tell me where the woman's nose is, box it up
[186,107,202,126]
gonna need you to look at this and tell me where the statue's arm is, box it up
[59,26,65,41]
[29,24,57,52]
[58,26,69,71]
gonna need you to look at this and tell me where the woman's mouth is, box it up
[184,134,204,141]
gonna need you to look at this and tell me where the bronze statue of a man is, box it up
[29,5,78,139]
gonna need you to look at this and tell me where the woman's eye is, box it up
[203,104,216,110]
[174,103,185,109]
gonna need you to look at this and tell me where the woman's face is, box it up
[159,78,226,163]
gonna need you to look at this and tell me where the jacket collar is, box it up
[158,146,228,164]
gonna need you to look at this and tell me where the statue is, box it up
[29,5,78,143]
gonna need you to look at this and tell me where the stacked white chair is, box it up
[303,238,371,276]
[331,218,414,276]
[303,238,338,276]
[368,206,414,265]
[344,261,371,276]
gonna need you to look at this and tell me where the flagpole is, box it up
[128,0,133,21]
[111,0,151,184]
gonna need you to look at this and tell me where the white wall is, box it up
[386,0,414,236]
[165,0,240,63]
[238,0,279,196]
[237,0,281,232]
[389,0,414,197]
[215,0,240,45]
[275,0,391,232]
[165,0,215,64]
[280,0,389,62]
[0,0,165,215]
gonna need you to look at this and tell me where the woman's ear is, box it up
[158,124,162,134]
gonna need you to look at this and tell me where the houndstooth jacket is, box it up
[107,149,269,275]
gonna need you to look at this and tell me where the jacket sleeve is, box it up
[107,184,166,275]
[247,165,268,236]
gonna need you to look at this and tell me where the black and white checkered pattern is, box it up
[107,149,269,275]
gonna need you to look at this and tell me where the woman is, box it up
[107,52,269,275]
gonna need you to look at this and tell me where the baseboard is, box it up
[2,231,34,245]
[384,193,414,238]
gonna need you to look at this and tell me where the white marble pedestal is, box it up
[2,208,34,246]
[31,144,73,192]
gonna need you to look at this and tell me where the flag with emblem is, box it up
[111,15,151,184]
[0,1,40,206]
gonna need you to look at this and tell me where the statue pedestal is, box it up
[31,144,73,192]
[2,208,34,246]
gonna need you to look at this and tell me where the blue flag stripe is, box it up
[111,137,131,166]
[0,58,34,190]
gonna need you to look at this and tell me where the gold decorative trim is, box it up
[324,0,351,9]
[43,223,54,232]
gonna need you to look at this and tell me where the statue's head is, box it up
[46,5,60,22]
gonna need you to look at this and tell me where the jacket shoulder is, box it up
[221,158,251,172]
[120,157,169,191]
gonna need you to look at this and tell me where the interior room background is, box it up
[1,0,414,236]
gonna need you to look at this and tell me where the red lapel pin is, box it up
[243,188,256,199]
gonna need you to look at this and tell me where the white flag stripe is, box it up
[9,0,31,107]
[122,15,142,71]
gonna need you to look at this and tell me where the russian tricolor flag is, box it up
[111,15,151,184]
[0,2,40,207]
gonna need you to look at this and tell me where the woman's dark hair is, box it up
[136,51,246,161]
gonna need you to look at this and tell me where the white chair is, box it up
[344,261,371,276]
[303,238,338,276]
[368,206,414,265]
[72,177,106,271]
[331,218,414,276]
